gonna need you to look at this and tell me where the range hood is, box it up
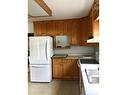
[87,18,99,43]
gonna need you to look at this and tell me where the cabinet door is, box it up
[88,16,94,38]
[91,0,99,36]
[71,21,81,45]
[45,22,52,36]
[55,21,64,35]
[62,59,74,79]
[53,59,63,78]
[93,20,99,37]
[34,22,42,36]
[41,22,47,35]
[73,59,79,80]
[93,0,99,20]
[80,17,91,45]
[34,22,48,36]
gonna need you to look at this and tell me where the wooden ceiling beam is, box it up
[35,0,52,16]
[28,14,51,18]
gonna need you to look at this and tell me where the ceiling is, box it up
[28,0,94,21]
[28,0,48,17]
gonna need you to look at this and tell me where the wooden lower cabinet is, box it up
[52,59,63,78]
[74,60,80,79]
[62,59,75,79]
[53,58,79,80]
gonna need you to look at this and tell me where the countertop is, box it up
[79,60,99,95]
[52,53,95,59]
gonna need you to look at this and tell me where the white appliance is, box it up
[29,36,53,82]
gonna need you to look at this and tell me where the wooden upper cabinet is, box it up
[70,21,81,45]
[34,22,42,36]
[92,0,99,39]
[42,21,56,36]
[64,21,73,41]
[83,0,99,45]
[41,22,47,35]
[88,0,99,37]
[88,16,94,38]
[80,17,98,46]
[34,21,48,36]
[34,20,71,36]
[45,22,52,36]
[34,19,90,46]
[55,21,64,35]
[93,19,99,37]
[80,17,91,45]
[93,0,99,20]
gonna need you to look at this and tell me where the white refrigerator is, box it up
[29,36,53,82]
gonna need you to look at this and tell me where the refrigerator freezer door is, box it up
[30,65,52,82]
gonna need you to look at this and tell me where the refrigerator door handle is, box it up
[45,40,48,61]
[31,66,47,68]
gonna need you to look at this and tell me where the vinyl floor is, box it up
[28,79,80,95]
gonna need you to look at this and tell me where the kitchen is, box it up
[28,0,99,95]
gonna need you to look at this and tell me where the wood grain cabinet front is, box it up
[34,20,82,46]
[62,59,75,79]
[89,0,99,38]
[52,59,63,79]
[52,58,79,80]
[33,15,99,46]
[70,21,81,45]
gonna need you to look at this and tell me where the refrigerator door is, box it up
[30,64,52,82]
[46,37,53,61]
[29,37,49,64]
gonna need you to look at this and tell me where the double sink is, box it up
[79,59,99,84]
[85,69,99,84]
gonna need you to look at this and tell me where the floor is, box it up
[28,79,80,95]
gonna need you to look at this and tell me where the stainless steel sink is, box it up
[85,69,99,84]
[88,76,99,83]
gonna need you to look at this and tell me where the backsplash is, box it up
[54,46,95,54]
[94,46,99,62]
[94,46,99,53]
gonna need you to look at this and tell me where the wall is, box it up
[54,46,94,54]
[94,46,99,62]
[28,22,34,33]
[94,46,99,52]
